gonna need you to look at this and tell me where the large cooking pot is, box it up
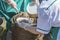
[12,12,39,40]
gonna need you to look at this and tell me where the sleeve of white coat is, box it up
[36,5,53,34]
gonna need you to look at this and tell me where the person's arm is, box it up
[18,24,44,40]
[25,27,42,35]
[17,21,43,35]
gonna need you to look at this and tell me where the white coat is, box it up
[37,0,60,34]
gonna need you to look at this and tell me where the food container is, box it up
[12,12,38,40]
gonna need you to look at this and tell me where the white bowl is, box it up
[27,2,37,14]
